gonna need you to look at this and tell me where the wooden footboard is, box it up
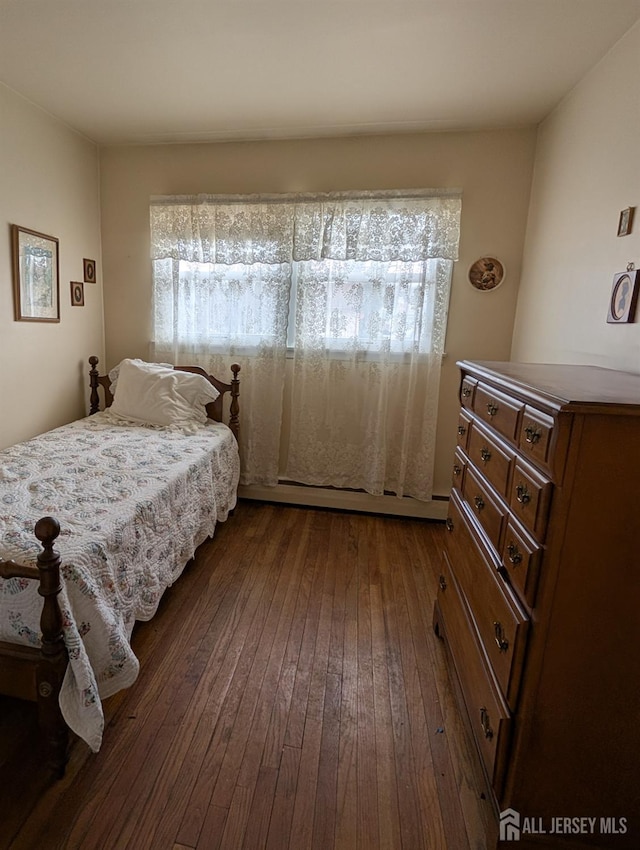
[0,517,69,776]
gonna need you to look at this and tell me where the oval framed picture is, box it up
[70,281,85,307]
[606,270,639,323]
[83,258,96,283]
[469,257,505,292]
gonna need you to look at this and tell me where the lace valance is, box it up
[150,190,462,265]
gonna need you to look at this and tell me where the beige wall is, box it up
[0,84,104,449]
[512,21,640,369]
[100,128,536,496]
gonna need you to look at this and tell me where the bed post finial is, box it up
[89,355,100,415]
[34,516,68,776]
[230,364,241,442]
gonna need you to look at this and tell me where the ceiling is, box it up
[1,1,639,146]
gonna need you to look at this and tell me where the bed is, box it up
[0,356,240,776]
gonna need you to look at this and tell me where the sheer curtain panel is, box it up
[150,198,293,485]
[286,194,461,500]
[150,191,461,498]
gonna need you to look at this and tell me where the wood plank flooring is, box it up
[0,501,494,850]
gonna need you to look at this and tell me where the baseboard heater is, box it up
[237,479,449,520]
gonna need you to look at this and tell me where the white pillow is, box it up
[109,359,219,429]
[108,358,172,395]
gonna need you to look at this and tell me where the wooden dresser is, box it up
[433,361,640,850]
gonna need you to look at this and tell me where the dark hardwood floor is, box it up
[0,501,493,850]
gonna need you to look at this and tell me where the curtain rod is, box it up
[150,188,462,205]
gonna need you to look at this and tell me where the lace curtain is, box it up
[150,191,461,497]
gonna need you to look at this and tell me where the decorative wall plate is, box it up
[469,257,505,291]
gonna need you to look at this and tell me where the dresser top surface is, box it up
[459,360,640,412]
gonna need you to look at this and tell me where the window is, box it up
[150,191,461,496]
[288,258,444,355]
[163,257,437,356]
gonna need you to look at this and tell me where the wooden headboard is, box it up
[88,356,240,441]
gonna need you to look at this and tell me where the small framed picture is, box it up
[11,224,60,322]
[70,281,85,307]
[607,270,639,323]
[617,207,635,237]
[83,258,96,283]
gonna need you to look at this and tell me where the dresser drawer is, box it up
[467,419,513,497]
[446,492,529,708]
[509,458,553,541]
[460,376,477,410]
[462,463,506,552]
[501,518,542,609]
[518,406,555,469]
[474,382,524,442]
[457,410,472,450]
[436,551,511,793]
[452,448,466,490]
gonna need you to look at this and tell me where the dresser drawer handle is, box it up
[486,402,499,417]
[525,425,542,445]
[453,464,462,477]
[515,484,531,504]
[493,621,509,653]
[480,447,492,463]
[445,517,454,532]
[462,386,472,398]
[480,707,494,740]
[457,425,467,436]
[507,542,523,565]
[439,575,447,591]
[474,495,485,511]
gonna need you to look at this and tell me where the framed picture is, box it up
[607,270,639,323]
[11,225,60,322]
[617,207,635,237]
[83,258,96,283]
[70,281,85,307]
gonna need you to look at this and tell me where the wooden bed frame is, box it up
[0,356,241,776]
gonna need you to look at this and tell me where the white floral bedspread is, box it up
[0,413,239,752]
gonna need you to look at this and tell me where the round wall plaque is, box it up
[468,257,505,291]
